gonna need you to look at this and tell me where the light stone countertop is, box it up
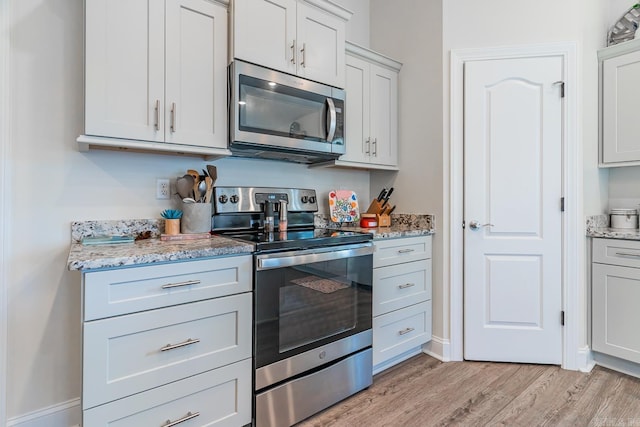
[67,235,254,271]
[67,215,435,271]
[585,214,640,241]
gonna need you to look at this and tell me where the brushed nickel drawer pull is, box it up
[154,99,160,131]
[397,248,415,254]
[614,251,640,258]
[160,338,200,352]
[398,327,415,336]
[161,279,201,289]
[163,411,200,427]
[398,283,415,289]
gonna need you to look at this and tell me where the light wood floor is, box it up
[299,354,640,427]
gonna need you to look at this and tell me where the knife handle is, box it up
[377,188,387,202]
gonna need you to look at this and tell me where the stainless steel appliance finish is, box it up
[211,186,373,427]
[229,60,346,164]
[255,329,372,391]
[255,348,373,427]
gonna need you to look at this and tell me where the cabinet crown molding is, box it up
[301,0,353,21]
[346,41,402,72]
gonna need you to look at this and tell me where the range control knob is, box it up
[230,195,239,204]
[218,195,228,204]
[309,196,316,204]
[301,195,309,203]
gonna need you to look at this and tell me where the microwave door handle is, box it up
[326,98,337,142]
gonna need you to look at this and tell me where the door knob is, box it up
[469,220,494,230]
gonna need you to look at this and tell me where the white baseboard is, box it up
[422,335,451,362]
[6,398,80,427]
[577,345,596,373]
[593,352,640,379]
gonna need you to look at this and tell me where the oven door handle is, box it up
[256,243,373,270]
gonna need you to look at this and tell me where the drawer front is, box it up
[84,255,252,320]
[373,300,432,366]
[592,263,640,364]
[373,260,431,316]
[374,236,432,268]
[83,293,252,409]
[83,358,252,427]
[593,238,640,268]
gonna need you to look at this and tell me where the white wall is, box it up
[5,0,371,421]
[369,0,445,348]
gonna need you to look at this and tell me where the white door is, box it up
[463,56,563,364]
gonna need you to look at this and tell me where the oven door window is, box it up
[239,75,328,142]
[255,253,372,368]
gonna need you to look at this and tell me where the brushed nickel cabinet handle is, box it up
[398,283,415,289]
[397,248,415,254]
[160,338,200,352]
[615,251,640,258]
[161,279,201,289]
[398,327,415,336]
[300,43,306,67]
[170,102,176,132]
[291,40,296,64]
[372,138,377,156]
[365,137,371,154]
[162,411,200,427]
[154,99,160,131]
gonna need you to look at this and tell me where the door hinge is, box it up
[554,81,565,98]
[561,197,565,212]
[462,220,466,229]
[561,310,565,326]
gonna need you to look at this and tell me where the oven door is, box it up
[254,243,372,389]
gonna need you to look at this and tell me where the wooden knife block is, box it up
[365,199,391,227]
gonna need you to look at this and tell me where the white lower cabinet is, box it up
[80,255,253,426]
[84,358,251,427]
[372,236,432,373]
[592,238,640,364]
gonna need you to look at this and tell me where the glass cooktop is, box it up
[220,228,373,252]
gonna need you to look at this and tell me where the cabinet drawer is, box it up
[84,255,252,320]
[592,263,640,363]
[83,358,252,427]
[373,260,431,316]
[373,300,431,366]
[374,236,431,268]
[83,293,252,409]
[592,238,640,268]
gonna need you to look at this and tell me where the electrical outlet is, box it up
[156,178,170,199]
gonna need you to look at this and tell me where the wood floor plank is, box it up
[298,355,640,427]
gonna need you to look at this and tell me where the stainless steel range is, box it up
[212,187,373,427]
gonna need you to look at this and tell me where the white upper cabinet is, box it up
[231,0,351,88]
[81,0,231,159]
[329,42,401,170]
[599,38,640,166]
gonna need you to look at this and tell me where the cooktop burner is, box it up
[221,228,372,252]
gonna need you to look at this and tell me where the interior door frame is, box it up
[0,0,9,422]
[449,43,589,371]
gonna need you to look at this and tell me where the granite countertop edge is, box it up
[586,228,640,241]
[68,225,435,271]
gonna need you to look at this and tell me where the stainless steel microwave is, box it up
[229,60,345,164]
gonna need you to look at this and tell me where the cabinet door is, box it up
[592,263,640,364]
[165,0,228,148]
[296,2,346,88]
[602,50,640,164]
[341,55,370,163]
[85,0,164,142]
[233,0,297,76]
[370,64,398,166]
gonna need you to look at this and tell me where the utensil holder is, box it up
[165,218,181,235]
[181,203,212,234]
